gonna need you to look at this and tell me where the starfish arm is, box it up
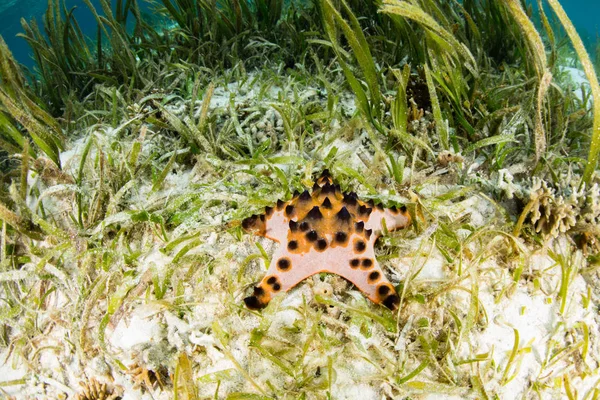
[244,233,400,311]
[241,200,291,243]
[365,206,411,237]
[343,256,400,311]
[243,241,331,309]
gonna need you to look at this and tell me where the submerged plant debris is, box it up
[0,0,599,399]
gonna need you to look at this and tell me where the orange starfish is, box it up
[242,170,411,311]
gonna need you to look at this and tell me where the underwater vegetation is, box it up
[0,0,599,398]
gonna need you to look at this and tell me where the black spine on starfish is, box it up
[306,206,323,220]
[336,206,351,222]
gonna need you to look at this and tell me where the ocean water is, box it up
[0,0,155,69]
[0,0,598,69]
[529,0,600,47]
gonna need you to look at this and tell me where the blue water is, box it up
[0,0,598,68]
[528,0,600,48]
[0,0,155,69]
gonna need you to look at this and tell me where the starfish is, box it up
[241,170,411,311]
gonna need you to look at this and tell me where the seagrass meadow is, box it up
[0,0,600,398]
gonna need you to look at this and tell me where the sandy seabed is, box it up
[1,68,599,400]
